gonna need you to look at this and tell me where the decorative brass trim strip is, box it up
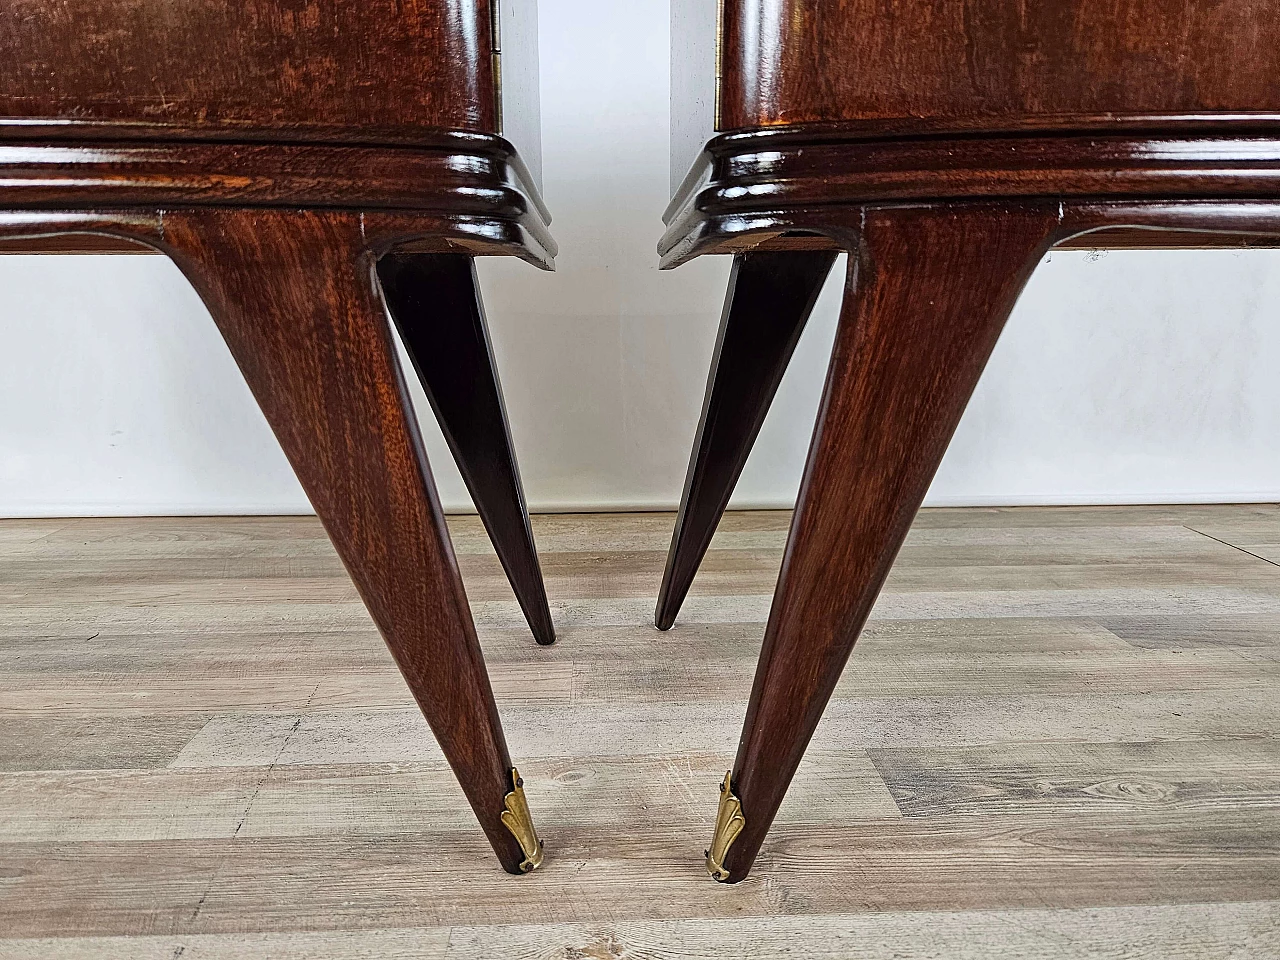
[501,767,544,873]
[705,771,745,881]
[490,0,503,133]
[714,0,723,130]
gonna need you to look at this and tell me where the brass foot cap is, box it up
[705,771,745,881]
[501,767,544,873]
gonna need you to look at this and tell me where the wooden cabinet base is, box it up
[658,126,1280,882]
[0,135,555,873]
[0,0,552,877]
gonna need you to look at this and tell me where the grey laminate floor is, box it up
[2,506,1279,957]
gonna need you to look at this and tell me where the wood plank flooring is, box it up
[1,505,1279,957]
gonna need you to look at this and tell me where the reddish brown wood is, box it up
[668,0,1280,886]
[717,203,1061,882]
[0,234,156,254]
[0,205,552,873]
[379,253,556,646]
[1,0,553,875]
[660,130,1280,266]
[647,227,1280,262]
[0,0,545,184]
[0,0,496,140]
[716,0,1280,134]
[0,208,536,872]
[161,209,529,873]
[0,136,554,267]
[664,196,1280,884]
[656,250,836,631]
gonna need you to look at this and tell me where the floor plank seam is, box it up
[184,682,317,927]
[1183,524,1280,570]
[4,508,1280,950]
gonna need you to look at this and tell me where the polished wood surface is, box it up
[721,204,1061,881]
[661,130,1280,265]
[0,134,553,265]
[379,253,556,646]
[715,0,1280,134]
[665,0,1280,883]
[656,250,836,631]
[3,207,535,873]
[0,0,542,178]
[2,507,1279,952]
[3,0,554,871]
[0,0,497,141]
[0,209,552,869]
[162,210,529,874]
[661,192,1280,879]
[0,0,550,254]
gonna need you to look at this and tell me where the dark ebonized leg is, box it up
[712,204,1059,882]
[157,211,537,874]
[656,250,837,631]
[378,253,556,646]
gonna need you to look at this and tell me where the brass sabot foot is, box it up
[500,767,544,873]
[705,771,745,882]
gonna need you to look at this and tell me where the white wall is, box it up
[2,0,1279,517]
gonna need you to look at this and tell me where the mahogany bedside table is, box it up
[661,0,1280,882]
[0,0,553,875]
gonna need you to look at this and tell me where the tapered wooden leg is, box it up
[377,253,555,646]
[156,209,537,874]
[711,204,1060,882]
[656,250,838,630]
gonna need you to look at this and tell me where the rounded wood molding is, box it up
[661,125,1280,266]
[0,132,554,268]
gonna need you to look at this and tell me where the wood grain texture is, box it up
[0,135,556,267]
[716,0,1280,133]
[2,508,1280,952]
[716,203,1061,881]
[1,0,555,874]
[656,250,836,630]
[658,83,1280,882]
[379,253,556,646]
[0,1,552,262]
[0,0,497,140]
[4,903,1279,959]
[149,208,528,874]
[660,132,1280,266]
[0,209,545,873]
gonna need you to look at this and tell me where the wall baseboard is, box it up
[2,491,1277,519]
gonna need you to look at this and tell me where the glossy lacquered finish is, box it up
[0,134,554,265]
[379,254,556,646]
[662,128,1280,265]
[665,0,1280,885]
[655,250,836,632]
[665,192,1280,882]
[717,0,1280,134]
[4,0,553,875]
[3,207,537,872]
[0,0,495,140]
[722,203,1064,882]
